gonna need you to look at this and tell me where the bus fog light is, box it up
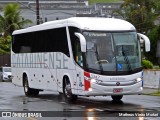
[136,77,142,82]
[88,88,92,91]
[91,79,96,83]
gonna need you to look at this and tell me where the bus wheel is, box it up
[32,89,39,96]
[111,95,123,101]
[23,76,39,96]
[63,77,77,102]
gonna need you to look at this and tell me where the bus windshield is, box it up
[83,31,141,75]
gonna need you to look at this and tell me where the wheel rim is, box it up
[24,80,28,93]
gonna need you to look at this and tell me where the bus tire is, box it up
[111,95,123,101]
[23,76,39,96]
[63,77,77,102]
[32,89,39,96]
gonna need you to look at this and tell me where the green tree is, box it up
[113,0,160,65]
[145,25,160,65]
[0,3,32,53]
[114,0,157,34]
[0,35,11,54]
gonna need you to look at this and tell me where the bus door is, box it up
[75,40,85,95]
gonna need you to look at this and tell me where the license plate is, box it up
[113,88,123,93]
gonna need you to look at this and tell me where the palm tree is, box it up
[0,3,32,53]
[0,3,32,41]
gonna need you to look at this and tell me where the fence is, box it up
[0,54,11,67]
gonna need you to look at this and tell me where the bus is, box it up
[11,17,150,101]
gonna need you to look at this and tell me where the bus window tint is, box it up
[12,27,69,56]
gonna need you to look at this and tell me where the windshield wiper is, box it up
[122,45,133,73]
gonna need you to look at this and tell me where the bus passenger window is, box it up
[20,46,31,53]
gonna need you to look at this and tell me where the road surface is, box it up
[0,82,159,120]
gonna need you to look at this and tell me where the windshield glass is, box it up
[83,31,141,74]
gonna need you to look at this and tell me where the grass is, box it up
[146,90,160,96]
[150,91,160,96]
[143,89,160,96]
[89,0,121,5]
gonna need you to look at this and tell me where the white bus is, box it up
[11,17,150,101]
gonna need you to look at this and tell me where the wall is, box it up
[143,69,160,88]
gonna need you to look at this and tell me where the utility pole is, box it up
[36,0,40,25]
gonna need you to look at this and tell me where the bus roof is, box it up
[12,17,136,35]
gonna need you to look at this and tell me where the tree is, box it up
[0,3,32,39]
[0,35,11,54]
[0,3,32,53]
[113,0,160,65]
[155,0,160,12]
[145,25,160,65]
[114,0,157,34]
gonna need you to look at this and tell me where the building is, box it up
[0,0,89,26]
[0,0,123,25]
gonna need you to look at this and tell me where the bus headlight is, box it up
[136,77,142,82]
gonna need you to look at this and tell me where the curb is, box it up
[142,87,160,95]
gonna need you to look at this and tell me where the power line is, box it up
[16,0,35,13]
[16,0,40,25]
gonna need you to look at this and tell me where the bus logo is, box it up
[116,82,120,86]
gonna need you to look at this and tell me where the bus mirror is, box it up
[137,33,150,52]
[75,33,86,52]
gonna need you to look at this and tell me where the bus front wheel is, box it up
[63,77,77,102]
[23,76,39,96]
[111,95,123,101]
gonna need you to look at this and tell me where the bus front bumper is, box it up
[84,81,143,96]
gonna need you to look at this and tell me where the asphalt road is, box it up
[0,82,159,120]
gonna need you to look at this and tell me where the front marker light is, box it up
[91,79,96,83]
[88,88,93,91]
[136,77,142,82]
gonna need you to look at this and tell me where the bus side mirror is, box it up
[137,33,150,52]
[74,33,86,52]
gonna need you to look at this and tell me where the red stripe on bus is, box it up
[84,79,91,91]
[84,71,90,77]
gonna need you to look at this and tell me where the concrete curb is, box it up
[142,87,159,94]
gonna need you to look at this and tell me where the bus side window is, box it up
[20,46,31,53]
